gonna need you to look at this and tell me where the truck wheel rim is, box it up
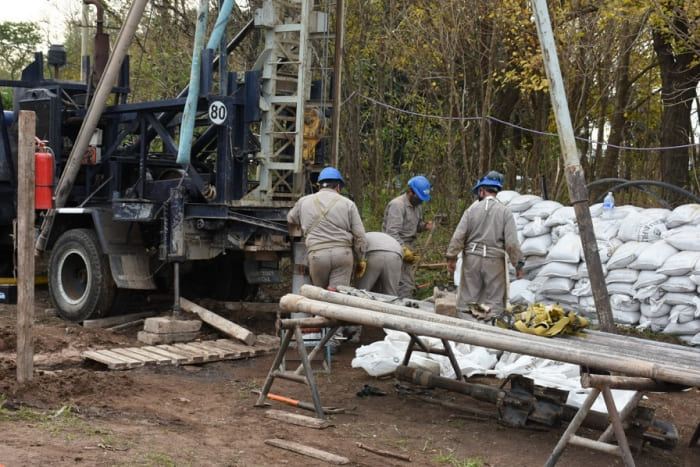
[57,248,91,306]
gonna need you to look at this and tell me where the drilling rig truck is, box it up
[0,0,337,321]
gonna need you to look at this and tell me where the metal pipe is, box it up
[300,285,700,369]
[279,294,700,387]
[177,0,209,164]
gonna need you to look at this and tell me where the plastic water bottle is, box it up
[602,192,615,218]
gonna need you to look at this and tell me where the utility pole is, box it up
[531,0,615,332]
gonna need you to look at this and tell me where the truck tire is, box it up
[48,228,117,322]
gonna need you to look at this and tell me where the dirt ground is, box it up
[0,286,698,467]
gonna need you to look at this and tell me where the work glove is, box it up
[402,246,419,264]
[354,260,367,279]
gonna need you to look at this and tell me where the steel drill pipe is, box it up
[279,294,700,388]
[299,285,700,370]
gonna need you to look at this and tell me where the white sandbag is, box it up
[571,279,592,297]
[521,200,563,220]
[540,293,579,307]
[590,203,604,218]
[545,232,582,263]
[662,227,700,251]
[660,292,698,306]
[544,206,576,227]
[634,270,668,289]
[606,241,647,269]
[521,216,551,237]
[509,279,535,305]
[523,255,548,272]
[634,285,663,301]
[617,213,667,242]
[612,308,641,325]
[660,276,697,293]
[607,282,636,296]
[665,204,700,228]
[656,251,700,276]
[610,293,640,312]
[606,268,639,283]
[597,238,623,265]
[628,240,678,270]
[538,277,573,295]
[578,295,596,312]
[592,218,620,241]
[521,234,552,256]
[643,208,672,222]
[575,261,607,280]
[515,213,530,229]
[663,319,700,335]
[497,190,520,205]
[508,194,543,213]
[351,335,406,377]
[551,223,578,244]
[538,261,579,278]
[691,332,700,346]
[669,303,700,324]
[599,205,641,221]
[641,300,671,318]
[637,315,670,333]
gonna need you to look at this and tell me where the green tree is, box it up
[0,22,42,80]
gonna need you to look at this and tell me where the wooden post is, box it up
[17,111,36,383]
[531,0,615,332]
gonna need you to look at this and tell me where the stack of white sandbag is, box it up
[499,190,700,346]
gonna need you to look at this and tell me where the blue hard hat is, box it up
[472,171,504,194]
[317,167,345,187]
[408,175,431,202]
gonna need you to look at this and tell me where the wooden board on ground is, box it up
[264,438,349,465]
[81,335,278,370]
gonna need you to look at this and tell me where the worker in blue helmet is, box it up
[445,170,523,319]
[382,175,434,298]
[287,166,367,290]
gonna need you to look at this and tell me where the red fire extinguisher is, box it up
[34,138,54,210]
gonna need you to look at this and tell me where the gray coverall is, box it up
[355,231,404,296]
[382,193,427,298]
[287,188,367,289]
[445,196,522,314]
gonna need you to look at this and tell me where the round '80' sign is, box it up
[208,100,228,125]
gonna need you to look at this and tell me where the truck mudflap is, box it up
[109,254,156,290]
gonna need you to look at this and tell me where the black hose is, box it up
[585,179,700,206]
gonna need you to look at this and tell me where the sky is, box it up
[1,0,77,45]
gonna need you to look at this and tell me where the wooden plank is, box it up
[107,348,155,365]
[158,344,201,363]
[82,311,160,328]
[180,297,256,345]
[120,346,174,364]
[141,346,189,363]
[81,350,129,370]
[170,343,215,362]
[84,349,144,369]
[264,409,332,429]
[188,341,236,358]
[264,438,348,465]
[211,339,253,356]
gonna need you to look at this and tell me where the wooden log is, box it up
[16,111,36,383]
[265,439,348,464]
[180,297,256,345]
[283,292,700,388]
[356,442,411,462]
[264,409,331,429]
